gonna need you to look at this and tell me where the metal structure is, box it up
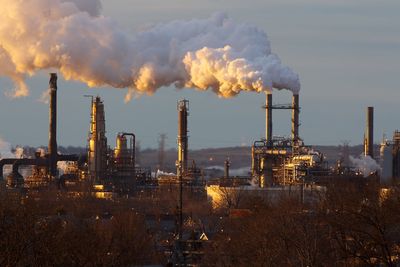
[253,92,327,186]
[365,106,374,158]
[224,158,230,179]
[112,132,135,178]
[1,73,78,187]
[88,96,108,181]
[265,93,273,146]
[292,94,300,152]
[177,99,189,175]
[48,73,58,178]
[393,130,400,179]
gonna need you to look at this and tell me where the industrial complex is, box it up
[0,73,399,265]
[0,72,399,195]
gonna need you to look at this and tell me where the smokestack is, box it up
[365,106,374,158]
[265,93,272,146]
[292,94,300,147]
[48,73,58,177]
[224,158,230,179]
[177,99,189,174]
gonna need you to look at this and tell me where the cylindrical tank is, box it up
[260,157,273,188]
[115,134,128,160]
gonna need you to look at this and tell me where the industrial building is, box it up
[0,74,398,193]
[251,92,328,187]
[85,96,151,190]
[0,73,79,188]
[380,130,400,184]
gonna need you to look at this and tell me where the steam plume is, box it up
[350,155,381,177]
[0,0,300,100]
[0,136,13,159]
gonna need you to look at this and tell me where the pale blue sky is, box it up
[0,0,399,149]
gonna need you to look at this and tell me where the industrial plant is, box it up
[0,73,399,266]
[0,72,399,195]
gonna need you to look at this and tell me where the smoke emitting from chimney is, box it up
[0,0,300,101]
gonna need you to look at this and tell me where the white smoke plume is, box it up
[0,0,300,100]
[155,169,176,177]
[0,138,26,159]
[205,165,251,176]
[0,136,13,159]
[350,155,381,177]
[57,161,70,175]
[14,146,24,158]
[37,148,46,157]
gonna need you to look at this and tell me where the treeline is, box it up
[0,189,160,267]
[203,182,400,266]
[1,181,399,266]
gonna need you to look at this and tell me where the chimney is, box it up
[292,94,300,146]
[365,106,374,158]
[265,93,272,146]
[177,99,189,174]
[224,158,230,179]
[48,73,58,177]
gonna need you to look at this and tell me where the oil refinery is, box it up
[0,73,399,265]
[0,73,399,193]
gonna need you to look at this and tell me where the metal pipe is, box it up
[292,94,300,147]
[49,73,58,177]
[365,107,374,158]
[177,99,189,174]
[265,93,273,146]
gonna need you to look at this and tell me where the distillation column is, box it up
[177,100,189,174]
[88,97,108,180]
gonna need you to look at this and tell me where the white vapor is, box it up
[14,147,24,158]
[0,0,300,100]
[0,136,13,159]
[350,155,381,177]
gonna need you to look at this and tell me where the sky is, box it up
[0,0,399,150]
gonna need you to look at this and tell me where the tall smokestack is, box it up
[292,94,300,147]
[177,99,189,174]
[365,106,374,158]
[48,73,58,177]
[224,158,230,179]
[265,93,272,146]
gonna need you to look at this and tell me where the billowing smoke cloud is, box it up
[37,148,46,157]
[205,165,251,176]
[0,0,300,100]
[0,137,25,159]
[350,155,381,177]
[0,136,13,159]
[14,147,24,159]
